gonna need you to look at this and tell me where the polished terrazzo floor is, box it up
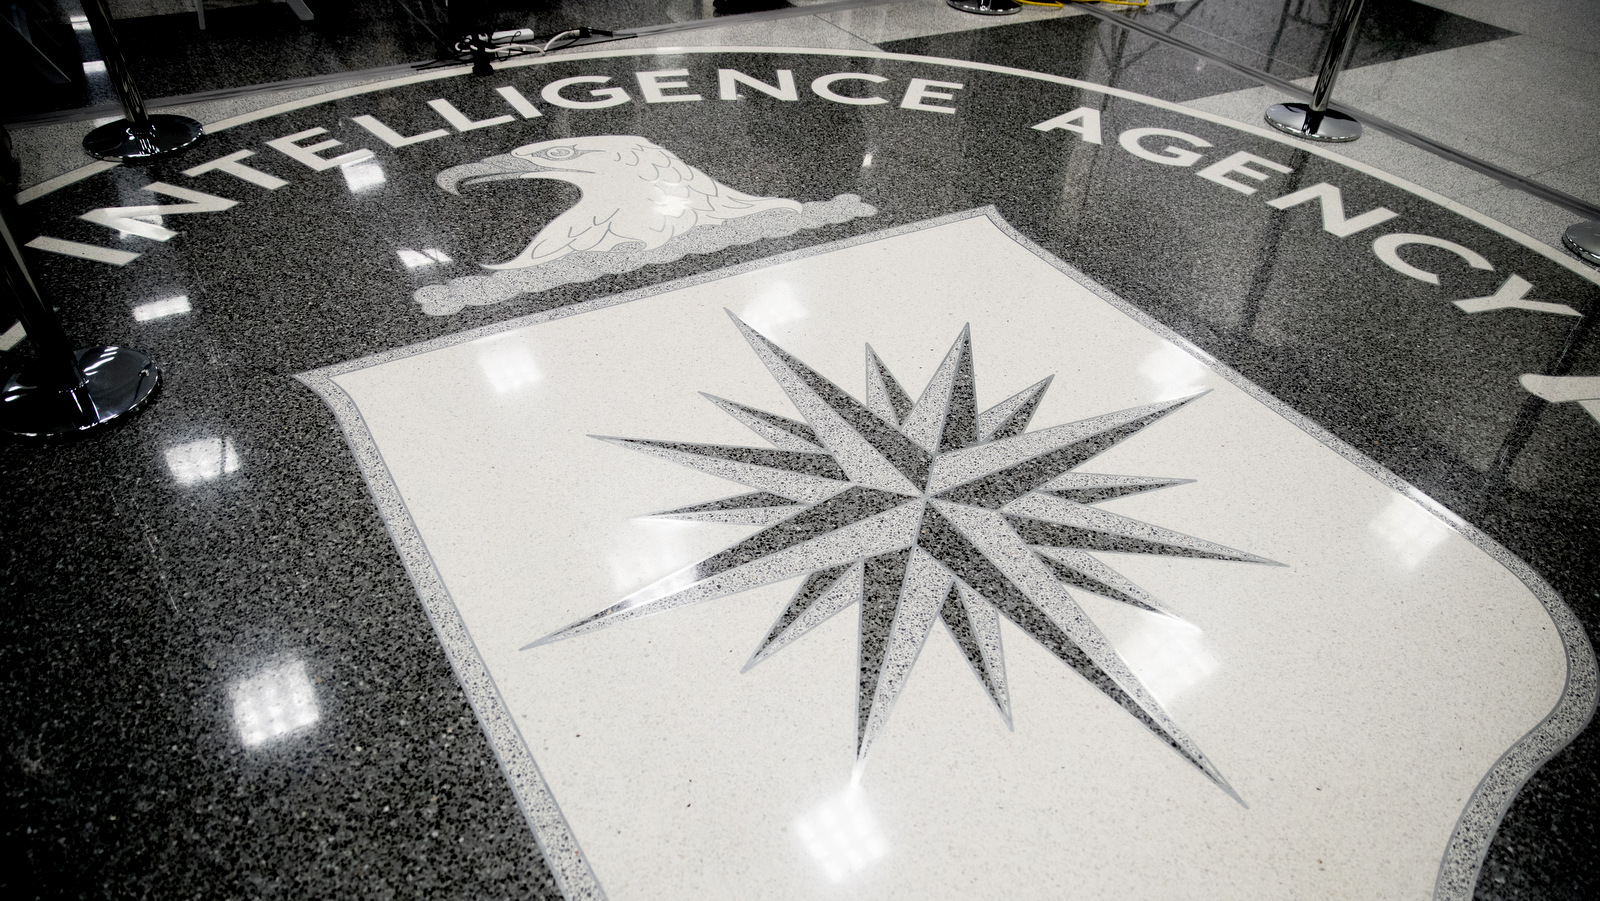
[3,2,1599,899]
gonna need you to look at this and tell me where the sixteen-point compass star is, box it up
[527,314,1275,799]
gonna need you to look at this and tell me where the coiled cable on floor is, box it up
[421,25,622,72]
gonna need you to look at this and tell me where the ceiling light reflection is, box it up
[107,214,164,240]
[1115,616,1217,705]
[1138,343,1209,400]
[341,159,386,193]
[794,782,888,883]
[606,519,699,593]
[82,60,107,75]
[164,437,241,485]
[70,14,90,31]
[133,295,191,322]
[653,192,693,217]
[230,658,320,748]
[1369,495,1449,569]
[80,348,119,375]
[738,281,808,335]
[475,338,542,393]
[397,248,453,269]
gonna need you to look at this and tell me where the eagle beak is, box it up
[435,154,549,196]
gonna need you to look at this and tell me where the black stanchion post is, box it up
[1265,0,1366,143]
[79,0,204,162]
[1564,222,1600,267]
[946,0,1021,17]
[0,193,160,437]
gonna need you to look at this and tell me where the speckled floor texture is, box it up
[2,2,1598,899]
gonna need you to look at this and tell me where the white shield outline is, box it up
[299,206,1596,901]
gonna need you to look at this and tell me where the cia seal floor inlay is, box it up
[300,208,1587,900]
[3,7,1599,900]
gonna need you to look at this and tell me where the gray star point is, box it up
[534,323,1268,800]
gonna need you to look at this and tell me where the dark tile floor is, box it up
[1131,0,1513,77]
[2,2,1598,899]
[5,0,729,120]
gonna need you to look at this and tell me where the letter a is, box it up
[1031,107,1102,144]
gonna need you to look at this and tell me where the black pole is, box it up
[79,0,151,130]
[1304,0,1366,129]
[76,0,205,162]
[0,201,82,392]
[0,176,161,436]
[1263,0,1366,143]
[1564,221,1600,267]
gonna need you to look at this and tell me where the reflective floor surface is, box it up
[2,2,1598,899]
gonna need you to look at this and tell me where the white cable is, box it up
[542,29,582,52]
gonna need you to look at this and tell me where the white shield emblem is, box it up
[300,209,1586,900]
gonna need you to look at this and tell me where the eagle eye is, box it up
[541,147,576,160]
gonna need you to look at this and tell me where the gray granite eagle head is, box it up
[434,135,802,270]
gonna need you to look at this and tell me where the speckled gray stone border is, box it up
[298,207,1596,901]
[293,372,607,901]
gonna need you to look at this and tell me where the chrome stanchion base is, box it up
[1,346,160,437]
[1562,221,1600,267]
[82,114,204,162]
[946,0,1021,15]
[1264,102,1362,143]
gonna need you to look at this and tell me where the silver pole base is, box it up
[1264,102,1362,143]
[1562,221,1600,266]
[1,346,160,437]
[82,114,204,162]
[946,0,1022,15]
